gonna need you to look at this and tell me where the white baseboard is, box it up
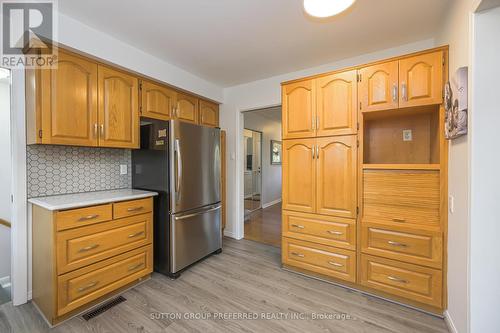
[262,199,282,209]
[444,310,458,333]
[0,276,11,289]
[223,230,243,240]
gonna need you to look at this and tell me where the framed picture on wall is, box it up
[271,140,282,165]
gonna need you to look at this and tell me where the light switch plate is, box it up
[403,129,413,141]
[449,195,455,213]
[120,164,128,175]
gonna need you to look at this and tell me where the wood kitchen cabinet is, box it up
[282,80,315,139]
[175,92,199,124]
[140,80,176,121]
[199,99,219,127]
[358,61,399,112]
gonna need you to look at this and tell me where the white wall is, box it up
[220,39,435,239]
[0,79,11,282]
[435,1,475,332]
[470,6,500,333]
[244,111,282,207]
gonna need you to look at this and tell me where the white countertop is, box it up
[28,189,158,211]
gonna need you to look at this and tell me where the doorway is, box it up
[242,107,282,247]
[0,67,12,305]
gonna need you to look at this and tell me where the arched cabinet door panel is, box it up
[359,61,399,112]
[199,100,219,127]
[141,80,176,121]
[282,80,315,139]
[175,93,198,124]
[282,139,316,213]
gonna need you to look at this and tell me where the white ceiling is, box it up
[59,0,450,87]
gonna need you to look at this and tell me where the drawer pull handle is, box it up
[327,231,343,235]
[78,214,99,222]
[387,276,408,284]
[387,241,408,247]
[392,218,406,223]
[128,231,145,238]
[128,263,144,271]
[78,244,100,252]
[291,252,304,258]
[328,261,344,267]
[291,224,305,229]
[78,281,99,292]
[127,206,144,212]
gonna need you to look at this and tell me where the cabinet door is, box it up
[316,70,357,136]
[199,100,219,127]
[140,80,176,121]
[40,50,98,146]
[175,93,198,124]
[399,51,443,108]
[98,66,139,149]
[282,139,316,213]
[359,61,399,112]
[316,136,357,218]
[282,80,315,139]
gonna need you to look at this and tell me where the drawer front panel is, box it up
[360,255,442,307]
[363,170,440,226]
[282,238,356,282]
[361,223,442,268]
[282,210,355,250]
[57,213,152,274]
[56,204,113,231]
[57,245,152,316]
[113,198,153,219]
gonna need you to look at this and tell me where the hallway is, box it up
[244,203,281,247]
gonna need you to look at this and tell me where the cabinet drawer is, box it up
[56,204,113,231]
[360,255,442,308]
[363,170,440,226]
[282,211,355,250]
[282,238,356,283]
[361,223,442,268]
[113,198,152,219]
[57,245,152,316]
[57,213,152,274]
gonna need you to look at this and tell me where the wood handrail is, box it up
[0,218,11,228]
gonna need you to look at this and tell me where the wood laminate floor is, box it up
[244,203,282,247]
[0,238,448,333]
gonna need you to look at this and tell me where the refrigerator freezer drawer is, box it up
[171,204,222,272]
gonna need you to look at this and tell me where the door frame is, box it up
[242,127,263,215]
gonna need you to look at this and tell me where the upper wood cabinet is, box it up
[399,51,443,108]
[282,80,315,139]
[359,61,399,112]
[26,50,98,146]
[316,136,357,219]
[98,66,139,149]
[316,70,358,136]
[140,80,176,121]
[175,92,199,124]
[199,100,219,127]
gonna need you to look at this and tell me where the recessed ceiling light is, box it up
[303,0,356,18]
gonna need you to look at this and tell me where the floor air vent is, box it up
[82,296,126,321]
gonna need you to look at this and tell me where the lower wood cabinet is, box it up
[32,198,153,325]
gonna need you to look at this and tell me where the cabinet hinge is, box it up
[38,129,42,138]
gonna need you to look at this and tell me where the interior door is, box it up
[316,70,358,136]
[399,51,443,108]
[282,80,315,139]
[140,80,176,121]
[175,93,198,124]
[359,61,399,112]
[316,136,357,218]
[41,50,98,146]
[282,138,316,213]
[98,65,139,148]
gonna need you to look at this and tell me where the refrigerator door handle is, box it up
[174,205,221,221]
[175,138,182,203]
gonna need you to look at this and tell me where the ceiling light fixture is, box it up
[303,0,356,18]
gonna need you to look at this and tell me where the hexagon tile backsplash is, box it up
[27,145,132,198]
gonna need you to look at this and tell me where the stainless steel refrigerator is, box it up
[132,118,222,279]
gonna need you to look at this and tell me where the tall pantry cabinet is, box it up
[281,47,448,314]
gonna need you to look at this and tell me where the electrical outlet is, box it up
[120,164,128,175]
[449,195,455,213]
[403,129,413,141]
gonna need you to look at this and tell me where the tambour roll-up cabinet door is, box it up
[399,51,444,108]
[282,139,316,213]
[140,80,176,121]
[316,70,358,136]
[316,136,357,219]
[98,65,139,149]
[40,50,98,146]
[359,61,399,112]
[282,80,315,139]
